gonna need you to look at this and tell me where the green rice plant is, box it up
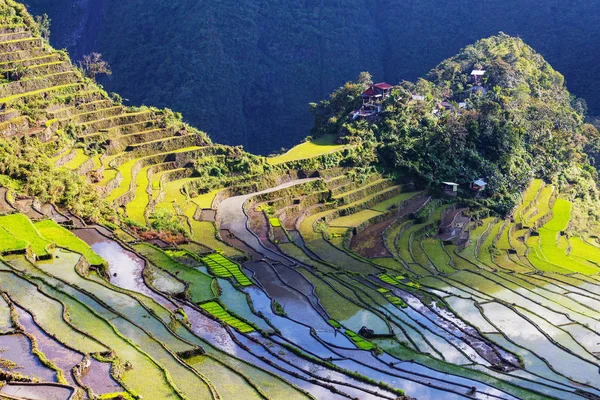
[328,319,341,328]
[201,253,252,286]
[376,287,389,293]
[0,214,52,257]
[514,179,543,223]
[199,301,254,333]
[98,393,135,400]
[378,274,399,285]
[0,226,27,254]
[524,185,554,225]
[543,198,571,231]
[385,295,407,308]
[345,330,374,350]
[328,209,382,228]
[34,219,106,266]
[269,217,281,227]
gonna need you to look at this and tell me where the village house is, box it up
[471,69,486,85]
[471,179,487,192]
[441,181,459,197]
[351,82,393,120]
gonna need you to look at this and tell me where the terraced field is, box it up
[2,3,600,399]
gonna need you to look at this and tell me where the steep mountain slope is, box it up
[21,0,600,154]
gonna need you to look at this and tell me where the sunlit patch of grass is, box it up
[267,134,346,165]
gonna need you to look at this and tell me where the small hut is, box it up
[471,179,487,192]
[442,182,459,197]
[471,69,486,85]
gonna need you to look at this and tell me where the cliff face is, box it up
[22,0,600,154]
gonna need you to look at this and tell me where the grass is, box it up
[199,301,254,333]
[421,238,455,274]
[0,214,52,257]
[267,134,346,165]
[191,189,222,208]
[370,191,421,212]
[201,253,252,286]
[34,219,106,266]
[0,226,27,254]
[345,330,374,350]
[328,209,382,228]
[133,243,215,304]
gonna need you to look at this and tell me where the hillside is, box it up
[2,2,600,400]
[311,34,600,228]
[20,0,600,155]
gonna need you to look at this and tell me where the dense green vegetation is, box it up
[311,35,600,225]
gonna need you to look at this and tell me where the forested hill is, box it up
[311,34,600,231]
[20,0,600,154]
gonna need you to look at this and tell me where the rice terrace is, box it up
[1,0,600,399]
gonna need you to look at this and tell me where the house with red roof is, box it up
[361,82,393,104]
[351,82,393,120]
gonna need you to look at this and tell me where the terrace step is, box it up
[0,47,47,63]
[330,174,381,197]
[77,110,154,135]
[0,31,33,43]
[0,108,19,122]
[337,184,403,217]
[125,134,206,154]
[0,37,42,54]
[59,105,123,124]
[0,26,26,36]
[2,60,71,78]
[0,71,80,100]
[334,178,393,205]
[0,53,61,69]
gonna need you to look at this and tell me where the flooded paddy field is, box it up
[1,176,600,400]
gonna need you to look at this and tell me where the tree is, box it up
[35,14,50,41]
[81,53,112,81]
[357,71,373,86]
